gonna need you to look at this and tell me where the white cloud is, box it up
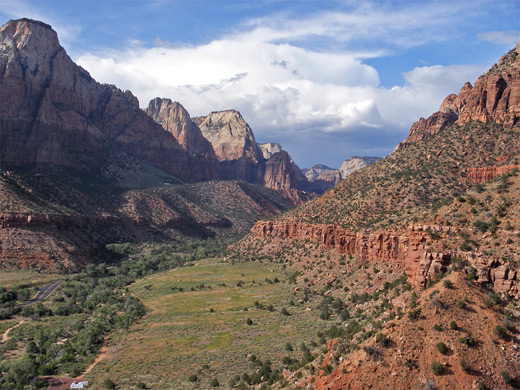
[478,31,520,46]
[73,2,493,167]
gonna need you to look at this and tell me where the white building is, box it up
[70,381,89,389]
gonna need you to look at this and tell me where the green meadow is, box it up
[87,258,324,389]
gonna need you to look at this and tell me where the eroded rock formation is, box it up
[0,19,191,179]
[339,157,381,178]
[146,98,219,180]
[251,221,518,295]
[398,42,520,150]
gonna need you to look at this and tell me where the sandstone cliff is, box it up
[258,142,283,159]
[250,220,518,296]
[257,151,308,191]
[398,42,520,149]
[0,19,192,179]
[146,98,219,180]
[339,156,381,178]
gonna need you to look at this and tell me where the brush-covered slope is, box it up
[0,164,294,272]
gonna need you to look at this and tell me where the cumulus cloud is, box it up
[74,1,492,167]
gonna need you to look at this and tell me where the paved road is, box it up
[19,279,62,307]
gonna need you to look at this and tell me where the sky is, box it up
[1,0,519,169]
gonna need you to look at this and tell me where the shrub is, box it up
[460,359,471,372]
[376,333,390,347]
[449,321,458,330]
[246,318,253,325]
[104,379,116,389]
[477,381,486,389]
[433,324,442,332]
[188,375,198,382]
[285,342,293,352]
[210,377,220,387]
[443,280,453,289]
[501,371,512,385]
[494,325,507,339]
[431,360,444,375]
[281,308,290,316]
[436,342,448,355]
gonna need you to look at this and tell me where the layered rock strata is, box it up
[251,221,518,295]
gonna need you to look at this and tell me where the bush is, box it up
[431,360,444,375]
[477,381,486,389]
[210,378,220,387]
[104,379,116,389]
[443,280,453,289]
[246,318,253,325]
[460,359,471,372]
[281,308,290,316]
[436,342,448,355]
[285,342,293,351]
[376,333,390,347]
[501,371,512,385]
[449,321,458,330]
[433,324,442,331]
[188,375,198,382]
[494,325,507,339]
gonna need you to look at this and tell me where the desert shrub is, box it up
[433,324,442,331]
[431,360,444,375]
[460,359,471,372]
[436,342,448,354]
[246,318,253,325]
[494,325,507,339]
[104,379,116,389]
[501,371,512,385]
[210,377,220,387]
[449,321,458,330]
[376,333,390,347]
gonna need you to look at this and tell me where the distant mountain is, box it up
[339,156,381,178]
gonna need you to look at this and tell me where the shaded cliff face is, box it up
[0,19,190,178]
[257,151,308,191]
[398,42,520,149]
[146,98,219,180]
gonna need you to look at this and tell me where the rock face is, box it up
[257,151,308,191]
[146,98,219,180]
[195,110,263,181]
[302,164,337,182]
[398,42,520,149]
[0,19,190,178]
[339,156,381,178]
[258,142,283,159]
[251,221,518,295]
[466,165,519,183]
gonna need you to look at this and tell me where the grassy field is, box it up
[0,271,61,289]
[87,258,327,389]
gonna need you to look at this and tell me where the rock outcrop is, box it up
[250,221,518,295]
[466,165,519,183]
[0,19,191,179]
[338,156,381,178]
[398,42,520,149]
[146,98,219,180]
[302,164,337,182]
[258,142,283,159]
[195,110,263,181]
[257,151,308,191]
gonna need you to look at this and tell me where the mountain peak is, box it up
[1,18,61,58]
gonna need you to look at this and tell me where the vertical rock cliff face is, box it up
[146,98,219,180]
[338,157,381,179]
[257,151,308,191]
[398,42,520,150]
[0,19,190,178]
[250,221,518,295]
[258,142,283,159]
[195,110,264,181]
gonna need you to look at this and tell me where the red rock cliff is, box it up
[398,42,520,150]
[251,221,518,295]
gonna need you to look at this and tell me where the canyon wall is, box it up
[251,221,518,295]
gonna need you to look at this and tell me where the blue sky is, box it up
[1,0,519,168]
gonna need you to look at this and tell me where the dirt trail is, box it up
[82,345,109,376]
[1,319,25,342]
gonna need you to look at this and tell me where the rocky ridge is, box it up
[398,42,520,149]
[0,18,193,180]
